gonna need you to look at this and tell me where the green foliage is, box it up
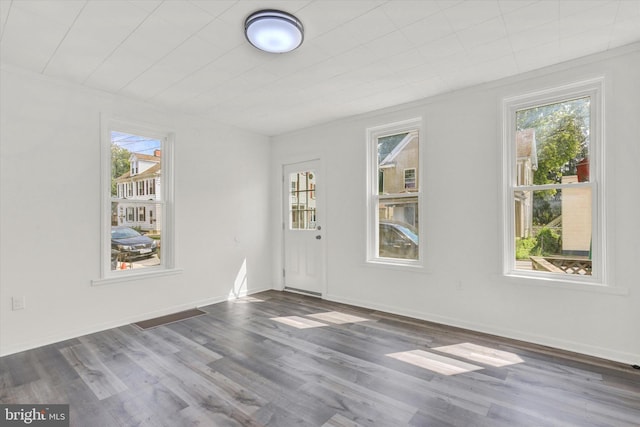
[533,114,584,185]
[111,144,131,196]
[532,227,561,256]
[517,97,589,226]
[515,237,536,260]
[532,193,561,226]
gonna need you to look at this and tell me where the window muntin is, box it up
[504,80,603,283]
[368,119,422,265]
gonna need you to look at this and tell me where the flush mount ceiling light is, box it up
[244,10,304,53]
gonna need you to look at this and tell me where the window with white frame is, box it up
[404,168,416,189]
[503,79,604,283]
[100,118,175,280]
[367,119,422,265]
[289,171,316,230]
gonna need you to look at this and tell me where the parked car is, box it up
[111,226,158,261]
[379,221,418,260]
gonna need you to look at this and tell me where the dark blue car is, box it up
[111,226,158,261]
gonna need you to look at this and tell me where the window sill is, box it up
[503,273,628,295]
[92,268,183,286]
[365,259,430,274]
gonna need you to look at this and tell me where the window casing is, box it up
[502,79,605,285]
[98,117,176,282]
[367,118,423,267]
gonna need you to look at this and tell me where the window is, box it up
[98,117,176,282]
[289,171,316,230]
[367,118,422,265]
[404,168,416,189]
[503,79,604,284]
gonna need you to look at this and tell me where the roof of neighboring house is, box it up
[379,131,418,166]
[131,152,161,162]
[115,163,161,182]
[516,128,537,169]
[378,133,407,160]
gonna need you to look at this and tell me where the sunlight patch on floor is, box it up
[307,311,369,324]
[387,349,483,376]
[271,316,327,329]
[433,343,524,367]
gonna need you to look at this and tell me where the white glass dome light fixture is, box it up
[244,10,304,53]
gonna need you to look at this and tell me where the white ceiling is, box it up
[1,0,639,136]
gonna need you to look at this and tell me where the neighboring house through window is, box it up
[503,79,604,284]
[367,118,422,266]
[289,171,316,230]
[99,117,176,282]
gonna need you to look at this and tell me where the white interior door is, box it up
[283,160,324,296]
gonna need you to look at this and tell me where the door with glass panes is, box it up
[283,160,324,295]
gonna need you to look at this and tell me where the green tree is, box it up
[517,98,589,226]
[532,227,561,256]
[532,112,585,185]
[111,144,130,196]
[517,98,589,185]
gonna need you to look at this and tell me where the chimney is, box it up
[154,149,161,157]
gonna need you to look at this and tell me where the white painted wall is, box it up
[2,45,638,364]
[0,66,272,356]
[270,44,640,364]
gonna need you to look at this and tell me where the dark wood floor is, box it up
[1,290,639,426]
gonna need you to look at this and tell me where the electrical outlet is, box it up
[12,296,25,311]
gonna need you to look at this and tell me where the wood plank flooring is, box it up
[1,290,639,426]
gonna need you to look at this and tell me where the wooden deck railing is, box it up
[530,256,592,275]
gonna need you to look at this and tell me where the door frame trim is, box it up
[281,157,327,297]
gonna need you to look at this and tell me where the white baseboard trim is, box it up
[0,287,271,357]
[324,293,638,366]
